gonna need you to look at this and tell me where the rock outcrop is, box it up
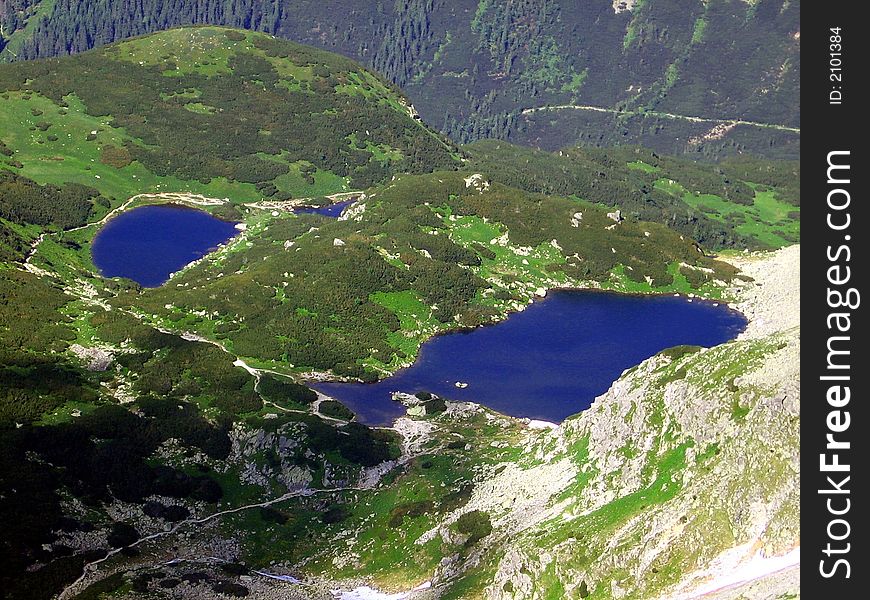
[439,246,801,599]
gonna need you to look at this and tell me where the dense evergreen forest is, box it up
[0,170,104,229]
[1,0,800,159]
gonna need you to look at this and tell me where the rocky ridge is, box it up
[411,245,800,599]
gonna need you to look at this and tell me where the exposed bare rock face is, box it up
[454,246,800,599]
[69,343,114,371]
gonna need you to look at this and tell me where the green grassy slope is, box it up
[0,25,459,204]
[466,141,800,250]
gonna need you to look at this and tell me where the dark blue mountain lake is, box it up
[92,199,354,287]
[315,291,747,426]
[91,204,239,287]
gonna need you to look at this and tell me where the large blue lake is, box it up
[91,204,239,287]
[315,291,746,425]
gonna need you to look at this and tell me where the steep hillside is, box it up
[0,266,405,599]
[440,246,800,599]
[0,25,458,205]
[1,0,800,159]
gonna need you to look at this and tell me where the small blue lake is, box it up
[91,204,240,287]
[295,199,354,217]
[92,200,354,287]
[315,291,747,425]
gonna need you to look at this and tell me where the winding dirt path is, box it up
[520,104,800,133]
[165,329,350,424]
[243,190,363,211]
[57,485,373,600]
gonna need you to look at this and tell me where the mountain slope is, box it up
[0,25,458,204]
[0,23,800,600]
[461,246,800,599]
[466,141,800,250]
[48,247,798,600]
[1,0,800,159]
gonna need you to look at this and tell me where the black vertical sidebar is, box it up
[803,2,867,597]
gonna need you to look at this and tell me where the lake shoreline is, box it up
[314,288,747,426]
[89,194,361,287]
[404,248,792,431]
[305,281,746,388]
[91,203,241,287]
